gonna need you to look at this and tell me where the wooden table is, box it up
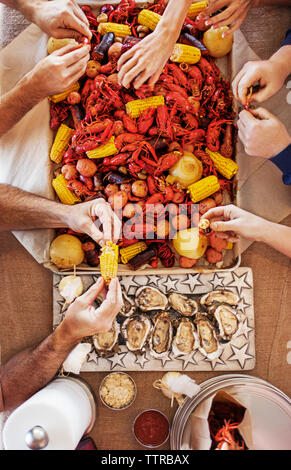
[1,4,291,450]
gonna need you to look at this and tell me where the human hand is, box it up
[65,198,122,246]
[32,0,91,41]
[63,278,123,342]
[232,60,286,105]
[238,108,291,158]
[203,0,257,36]
[201,204,269,241]
[28,44,90,98]
[117,29,175,89]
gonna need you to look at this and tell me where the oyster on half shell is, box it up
[121,314,152,353]
[119,293,136,317]
[135,286,168,312]
[211,304,240,341]
[169,293,198,317]
[194,314,220,359]
[93,320,120,357]
[149,311,173,358]
[200,289,240,307]
[172,318,196,356]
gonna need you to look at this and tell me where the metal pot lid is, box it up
[170,374,291,450]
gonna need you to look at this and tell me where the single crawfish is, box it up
[220,123,233,158]
[154,152,182,176]
[67,179,96,200]
[138,107,156,134]
[206,119,232,152]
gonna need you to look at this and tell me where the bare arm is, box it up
[0,321,78,411]
[260,221,291,258]
[0,184,121,244]
[0,278,123,411]
[118,0,193,89]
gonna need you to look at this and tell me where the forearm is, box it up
[268,45,291,80]
[258,220,291,258]
[0,184,70,231]
[0,321,78,411]
[155,0,192,39]
[0,72,45,137]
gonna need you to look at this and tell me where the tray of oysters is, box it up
[53,268,255,371]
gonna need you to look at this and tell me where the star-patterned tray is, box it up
[53,268,255,371]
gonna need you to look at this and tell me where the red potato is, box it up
[183,143,195,153]
[114,120,125,136]
[172,191,185,204]
[104,184,119,198]
[171,214,190,231]
[199,197,216,215]
[120,183,132,193]
[123,203,136,218]
[108,190,128,210]
[107,73,119,86]
[156,220,170,239]
[61,163,78,180]
[108,42,123,59]
[76,159,98,178]
[209,232,228,252]
[179,256,198,268]
[132,180,148,198]
[67,92,81,105]
[213,191,223,205]
[206,247,223,264]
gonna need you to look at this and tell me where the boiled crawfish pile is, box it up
[52,0,236,269]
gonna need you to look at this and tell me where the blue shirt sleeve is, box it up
[270,144,291,185]
[281,28,291,47]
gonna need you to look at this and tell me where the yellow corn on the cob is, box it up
[205,148,239,179]
[52,174,81,205]
[187,175,220,203]
[50,124,74,163]
[86,136,117,159]
[49,82,80,103]
[120,242,147,264]
[138,9,161,30]
[98,22,131,38]
[188,1,209,19]
[170,43,201,64]
[126,95,165,118]
[226,241,233,250]
[100,242,119,286]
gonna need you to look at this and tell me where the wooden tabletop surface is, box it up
[0,4,290,451]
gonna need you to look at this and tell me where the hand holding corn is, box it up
[64,278,124,342]
[29,43,90,99]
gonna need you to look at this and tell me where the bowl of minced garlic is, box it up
[99,372,137,410]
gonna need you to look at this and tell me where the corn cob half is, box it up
[205,148,239,179]
[187,175,220,203]
[170,43,201,64]
[50,124,74,163]
[188,1,209,19]
[98,22,131,38]
[86,136,118,159]
[100,242,119,285]
[137,9,161,30]
[52,174,81,205]
[120,242,148,264]
[49,82,80,103]
[126,96,165,118]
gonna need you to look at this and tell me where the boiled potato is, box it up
[173,227,208,259]
[203,26,233,58]
[47,37,78,54]
[50,234,84,269]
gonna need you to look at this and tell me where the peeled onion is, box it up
[169,152,203,188]
[50,234,84,269]
[203,26,233,58]
[59,275,83,304]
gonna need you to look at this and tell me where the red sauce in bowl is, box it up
[133,409,170,448]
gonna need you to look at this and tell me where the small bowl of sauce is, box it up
[133,409,170,448]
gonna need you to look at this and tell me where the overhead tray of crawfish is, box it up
[48,0,240,275]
